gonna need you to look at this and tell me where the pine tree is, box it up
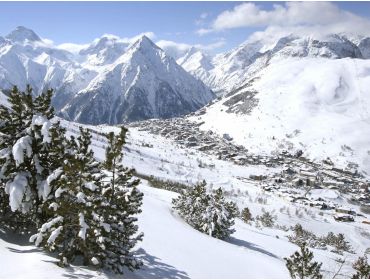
[202,188,239,239]
[284,242,323,279]
[172,180,208,231]
[30,128,104,266]
[352,255,370,279]
[172,181,238,240]
[0,86,58,230]
[95,127,144,273]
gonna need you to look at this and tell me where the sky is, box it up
[1,1,370,58]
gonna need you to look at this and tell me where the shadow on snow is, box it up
[227,236,279,259]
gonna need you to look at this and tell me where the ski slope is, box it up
[1,118,369,278]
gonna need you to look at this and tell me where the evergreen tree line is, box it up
[0,86,143,274]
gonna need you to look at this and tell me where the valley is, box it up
[1,21,370,279]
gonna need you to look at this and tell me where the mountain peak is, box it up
[5,26,41,43]
[130,35,160,52]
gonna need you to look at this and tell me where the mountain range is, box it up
[181,34,370,174]
[0,26,214,124]
[1,27,370,172]
[178,33,370,95]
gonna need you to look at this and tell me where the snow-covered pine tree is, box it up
[172,180,208,231]
[0,86,57,230]
[30,128,104,267]
[95,127,144,274]
[172,181,238,240]
[352,255,370,279]
[284,242,323,279]
[202,188,239,239]
[174,181,204,232]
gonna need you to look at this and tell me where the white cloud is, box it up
[156,40,191,58]
[199,2,370,37]
[121,31,156,44]
[41,38,54,46]
[94,31,156,44]
[195,12,210,26]
[57,32,156,54]
[156,39,226,59]
[57,43,90,54]
[196,28,213,36]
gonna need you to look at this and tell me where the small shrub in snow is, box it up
[288,224,321,248]
[135,172,187,193]
[284,242,323,279]
[256,208,276,228]
[241,207,253,223]
[288,225,353,254]
[255,196,267,204]
[172,180,238,240]
[322,232,353,254]
[352,255,370,279]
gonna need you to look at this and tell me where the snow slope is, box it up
[0,183,290,279]
[1,117,369,278]
[190,57,370,175]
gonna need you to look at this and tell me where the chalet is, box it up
[334,214,354,222]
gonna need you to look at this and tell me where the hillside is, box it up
[187,57,370,175]
[1,116,369,278]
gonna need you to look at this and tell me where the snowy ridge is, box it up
[0,27,214,125]
[179,33,370,94]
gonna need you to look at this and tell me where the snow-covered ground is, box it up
[189,57,370,175]
[2,118,368,278]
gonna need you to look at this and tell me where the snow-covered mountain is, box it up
[176,47,213,84]
[180,33,370,173]
[79,35,129,66]
[0,26,97,111]
[61,36,214,124]
[179,33,369,95]
[189,56,370,174]
[0,27,214,124]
